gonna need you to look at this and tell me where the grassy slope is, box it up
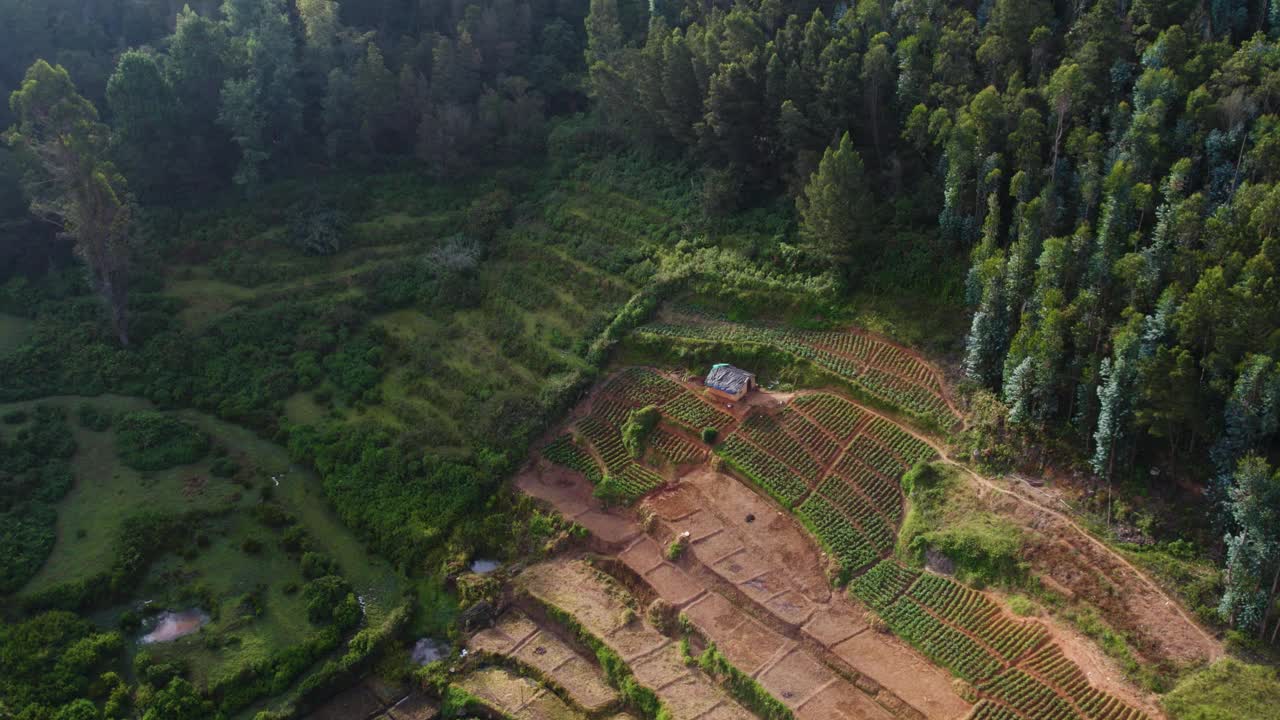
[1162,659,1280,720]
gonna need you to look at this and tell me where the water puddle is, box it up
[140,609,209,644]
[469,558,500,574]
[411,637,445,665]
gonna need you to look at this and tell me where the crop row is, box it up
[778,408,841,466]
[805,330,880,363]
[880,598,1004,683]
[965,700,1025,720]
[660,392,731,432]
[846,435,908,480]
[578,416,631,473]
[650,429,704,465]
[610,463,664,501]
[716,435,809,507]
[542,434,602,483]
[979,668,1079,720]
[865,417,937,466]
[829,460,902,522]
[638,322,956,424]
[738,414,821,482]
[604,367,684,407]
[909,574,1048,663]
[814,476,894,554]
[1020,645,1150,720]
[797,494,878,573]
[792,393,866,440]
[850,560,920,612]
[591,397,635,427]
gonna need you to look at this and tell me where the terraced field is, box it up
[468,609,621,714]
[540,367,733,504]
[522,368,1158,720]
[635,312,959,428]
[519,558,759,720]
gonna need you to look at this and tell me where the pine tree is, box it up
[797,132,871,267]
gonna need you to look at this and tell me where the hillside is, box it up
[4,1,1280,720]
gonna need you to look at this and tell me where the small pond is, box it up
[469,558,500,574]
[140,609,209,644]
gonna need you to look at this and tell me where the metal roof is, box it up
[705,364,754,395]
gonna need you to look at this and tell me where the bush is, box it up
[665,535,688,561]
[114,411,209,471]
[701,427,718,444]
[622,405,661,458]
[304,575,354,625]
[300,552,338,579]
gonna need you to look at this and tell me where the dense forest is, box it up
[3,0,1280,718]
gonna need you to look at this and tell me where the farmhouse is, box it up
[704,364,756,402]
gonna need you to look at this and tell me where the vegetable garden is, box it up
[540,367,731,504]
[637,314,957,428]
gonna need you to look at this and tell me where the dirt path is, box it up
[824,392,1224,669]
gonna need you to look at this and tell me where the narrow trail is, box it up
[825,391,1225,662]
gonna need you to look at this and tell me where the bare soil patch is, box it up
[975,479,1220,670]
[468,609,620,713]
[518,559,758,720]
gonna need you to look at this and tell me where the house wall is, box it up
[706,386,745,402]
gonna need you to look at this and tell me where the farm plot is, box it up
[850,560,919,611]
[543,434,602,483]
[792,393,866,441]
[907,574,1049,663]
[870,569,1149,720]
[468,609,619,713]
[650,429,705,465]
[796,494,879,573]
[518,559,757,720]
[737,413,822,482]
[541,368,731,504]
[716,434,809,507]
[636,316,957,426]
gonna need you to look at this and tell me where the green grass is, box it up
[138,513,316,687]
[896,463,1025,586]
[1162,659,1280,720]
[8,395,407,692]
[17,395,248,594]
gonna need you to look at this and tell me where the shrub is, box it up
[304,576,354,625]
[701,426,718,444]
[647,599,676,635]
[621,405,661,458]
[300,552,338,580]
[114,411,209,471]
[593,475,627,506]
[665,535,688,561]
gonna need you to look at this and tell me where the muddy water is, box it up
[140,609,209,644]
